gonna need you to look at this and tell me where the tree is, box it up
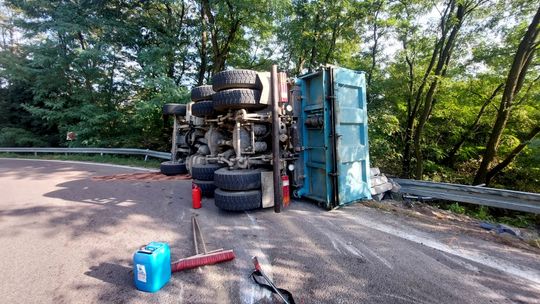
[474,6,540,185]
[412,0,485,179]
[278,0,362,74]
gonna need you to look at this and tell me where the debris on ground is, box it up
[480,222,522,239]
[370,167,399,201]
[363,199,540,252]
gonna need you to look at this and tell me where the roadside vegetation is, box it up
[0,0,538,193]
[0,153,161,169]
[440,202,539,228]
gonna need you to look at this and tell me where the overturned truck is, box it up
[161,66,372,212]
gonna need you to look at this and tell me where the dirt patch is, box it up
[92,172,191,181]
[364,199,540,253]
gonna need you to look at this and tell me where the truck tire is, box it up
[191,163,222,181]
[212,69,262,92]
[191,100,214,117]
[213,89,266,112]
[214,168,261,191]
[160,161,187,176]
[191,85,215,102]
[193,179,216,197]
[214,189,262,211]
[162,104,186,116]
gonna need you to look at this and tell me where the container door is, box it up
[296,70,335,208]
[331,67,371,206]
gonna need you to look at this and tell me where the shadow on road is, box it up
[1,159,539,303]
[85,262,132,287]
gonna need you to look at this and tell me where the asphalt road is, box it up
[0,158,539,304]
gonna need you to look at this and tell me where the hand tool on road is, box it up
[171,216,235,272]
[251,256,295,304]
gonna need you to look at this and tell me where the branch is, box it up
[514,74,540,106]
[486,125,540,183]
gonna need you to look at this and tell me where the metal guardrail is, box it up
[394,178,540,214]
[0,147,171,160]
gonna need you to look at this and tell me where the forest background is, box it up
[0,0,539,192]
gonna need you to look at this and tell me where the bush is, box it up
[0,127,48,147]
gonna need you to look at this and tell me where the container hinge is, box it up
[328,172,339,177]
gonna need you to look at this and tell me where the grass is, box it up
[0,152,162,169]
[436,201,539,228]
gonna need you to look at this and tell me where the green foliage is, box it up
[0,127,47,147]
[0,0,538,196]
[448,203,466,214]
[439,202,538,228]
[368,112,402,174]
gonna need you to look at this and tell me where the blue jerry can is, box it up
[133,242,171,292]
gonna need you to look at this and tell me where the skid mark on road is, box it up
[296,209,394,269]
[317,226,366,259]
[321,218,394,270]
[439,252,480,273]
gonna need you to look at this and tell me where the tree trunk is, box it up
[474,6,540,185]
[401,39,416,178]
[414,2,465,178]
[197,0,208,86]
[323,20,339,65]
[485,125,540,184]
[367,0,383,104]
[443,83,503,167]
[307,13,321,72]
[405,0,457,176]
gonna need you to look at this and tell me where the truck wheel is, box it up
[214,168,261,191]
[160,161,187,176]
[213,89,266,112]
[193,180,216,197]
[212,69,261,92]
[191,85,215,102]
[214,189,261,211]
[191,100,214,117]
[191,163,222,181]
[162,104,186,116]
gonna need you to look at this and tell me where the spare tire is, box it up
[162,104,186,116]
[160,161,187,176]
[212,69,262,92]
[191,100,214,117]
[191,85,215,102]
[214,189,262,211]
[214,168,261,191]
[193,179,216,197]
[191,163,222,181]
[213,89,266,112]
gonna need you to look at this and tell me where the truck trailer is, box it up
[160,65,371,211]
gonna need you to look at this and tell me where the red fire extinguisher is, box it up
[192,183,201,209]
[282,175,290,207]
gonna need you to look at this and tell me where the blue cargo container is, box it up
[295,67,371,209]
[133,242,171,292]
